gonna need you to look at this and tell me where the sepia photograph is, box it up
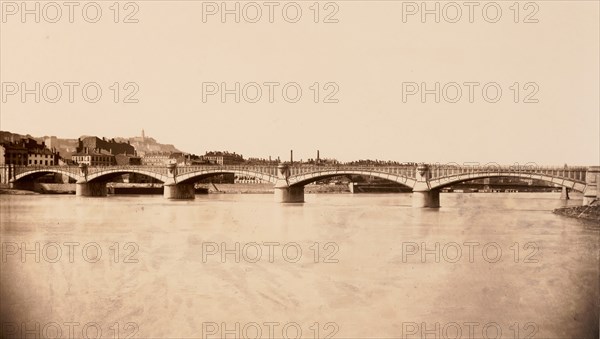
[0,1,599,338]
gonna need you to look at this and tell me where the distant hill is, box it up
[0,131,40,143]
[114,135,180,156]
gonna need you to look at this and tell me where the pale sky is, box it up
[1,1,598,165]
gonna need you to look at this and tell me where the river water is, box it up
[0,193,598,338]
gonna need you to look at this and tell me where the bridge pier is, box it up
[162,162,195,199]
[274,164,304,203]
[411,164,440,208]
[163,183,195,200]
[412,190,440,208]
[274,186,305,203]
[560,187,570,200]
[76,182,107,197]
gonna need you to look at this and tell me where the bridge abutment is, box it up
[163,183,195,200]
[583,166,600,205]
[76,182,107,197]
[9,181,35,191]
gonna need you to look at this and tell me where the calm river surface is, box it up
[1,193,598,338]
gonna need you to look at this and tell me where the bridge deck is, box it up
[4,164,589,186]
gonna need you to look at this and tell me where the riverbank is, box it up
[553,202,600,222]
[0,188,39,195]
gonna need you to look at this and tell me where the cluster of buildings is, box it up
[71,137,140,166]
[0,136,140,167]
[0,132,275,184]
[0,138,59,166]
[0,132,254,168]
[200,151,245,165]
[1,134,354,170]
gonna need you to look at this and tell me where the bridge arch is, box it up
[12,168,80,183]
[429,172,586,192]
[288,170,417,188]
[86,168,169,183]
[176,169,277,184]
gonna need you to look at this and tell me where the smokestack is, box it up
[317,150,320,163]
[290,150,293,164]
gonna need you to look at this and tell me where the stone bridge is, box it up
[3,163,598,207]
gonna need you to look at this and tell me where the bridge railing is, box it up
[175,165,419,179]
[428,165,588,183]
[288,165,418,178]
[176,165,279,177]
